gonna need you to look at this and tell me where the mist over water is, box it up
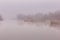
[0,0,60,40]
[0,20,59,40]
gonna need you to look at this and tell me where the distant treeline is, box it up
[17,11,60,22]
[0,14,3,21]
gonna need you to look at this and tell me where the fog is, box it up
[0,0,60,19]
[0,20,60,40]
[0,0,60,40]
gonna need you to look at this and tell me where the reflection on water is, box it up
[0,20,60,40]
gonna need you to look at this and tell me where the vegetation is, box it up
[17,11,60,23]
[0,14,3,21]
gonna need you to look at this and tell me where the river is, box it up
[0,20,60,40]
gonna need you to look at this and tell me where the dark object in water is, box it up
[50,20,60,26]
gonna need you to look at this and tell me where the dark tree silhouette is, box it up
[0,14,3,21]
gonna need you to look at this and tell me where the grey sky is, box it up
[0,0,60,19]
[0,0,60,2]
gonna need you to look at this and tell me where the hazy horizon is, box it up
[0,0,60,19]
[0,0,60,40]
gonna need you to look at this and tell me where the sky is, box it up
[0,0,60,19]
[0,0,60,3]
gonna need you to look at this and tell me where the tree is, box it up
[0,14,3,21]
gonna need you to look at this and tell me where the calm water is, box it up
[0,20,60,40]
